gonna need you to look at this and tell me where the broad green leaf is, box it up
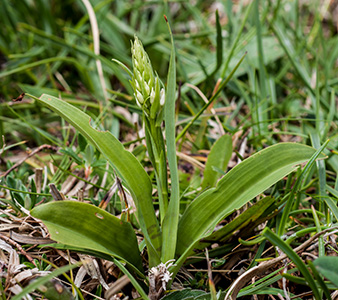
[314,256,338,288]
[176,143,325,255]
[31,201,143,271]
[202,134,232,189]
[29,93,161,266]
[196,196,276,250]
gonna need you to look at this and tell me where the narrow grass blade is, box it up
[324,185,338,221]
[254,0,268,133]
[311,205,325,257]
[208,9,223,79]
[17,23,132,93]
[161,289,207,299]
[11,263,80,300]
[27,93,161,266]
[221,1,253,77]
[161,16,180,262]
[238,266,290,297]
[262,227,321,300]
[215,9,222,72]
[271,23,313,95]
[175,52,246,143]
[310,133,326,202]
[281,273,308,285]
[278,139,329,236]
[113,258,150,300]
[0,57,85,78]
[112,58,133,78]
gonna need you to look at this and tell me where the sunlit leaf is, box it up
[31,201,143,271]
[176,143,325,255]
[202,134,232,189]
[29,93,161,266]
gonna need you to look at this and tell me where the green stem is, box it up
[145,117,168,224]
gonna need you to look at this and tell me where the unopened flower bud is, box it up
[144,81,150,95]
[135,80,141,91]
[135,90,144,104]
[150,88,155,104]
[160,88,165,106]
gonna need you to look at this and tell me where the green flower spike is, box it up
[131,36,165,121]
[130,35,169,224]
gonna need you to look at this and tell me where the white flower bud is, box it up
[150,88,155,104]
[136,70,142,82]
[134,95,142,108]
[135,90,144,104]
[135,80,141,91]
[144,81,150,95]
[160,88,165,106]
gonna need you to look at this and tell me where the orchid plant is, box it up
[28,21,323,299]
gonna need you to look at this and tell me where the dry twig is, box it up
[0,233,36,266]
[1,145,58,177]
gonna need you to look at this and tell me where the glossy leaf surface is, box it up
[31,201,143,271]
[176,143,325,255]
[196,196,276,250]
[202,134,232,189]
[34,94,161,265]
